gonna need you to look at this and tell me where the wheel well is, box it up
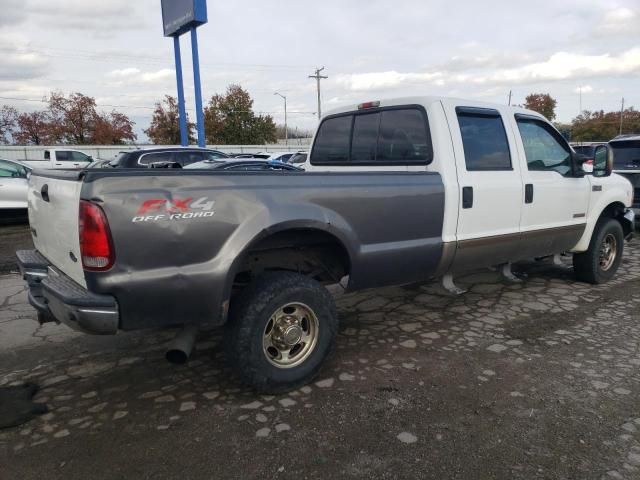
[600,202,632,237]
[233,229,351,287]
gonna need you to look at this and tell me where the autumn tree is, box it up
[0,105,17,144]
[524,93,557,121]
[204,85,276,144]
[13,111,52,145]
[93,111,136,144]
[144,95,194,144]
[571,108,640,142]
[47,91,98,144]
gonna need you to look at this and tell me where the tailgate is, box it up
[28,171,86,287]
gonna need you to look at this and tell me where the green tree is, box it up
[144,95,194,145]
[204,85,276,144]
[524,93,557,121]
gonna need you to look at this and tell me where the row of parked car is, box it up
[0,147,308,221]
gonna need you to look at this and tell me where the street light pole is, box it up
[274,92,287,145]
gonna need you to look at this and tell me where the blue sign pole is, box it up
[190,27,205,148]
[173,36,188,146]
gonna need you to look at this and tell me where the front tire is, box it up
[225,272,338,393]
[574,218,624,284]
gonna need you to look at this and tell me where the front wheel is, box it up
[573,218,624,284]
[224,272,338,393]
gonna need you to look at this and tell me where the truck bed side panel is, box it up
[80,171,444,330]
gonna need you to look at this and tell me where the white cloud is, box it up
[596,7,640,36]
[0,0,28,27]
[335,71,443,91]
[335,47,640,91]
[0,35,48,81]
[108,68,141,78]
[575,85,593,94]
[141,69,175,83]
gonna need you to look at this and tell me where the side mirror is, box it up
[593,144,613,178]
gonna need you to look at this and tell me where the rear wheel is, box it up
[574,218,624,284]
[225,272,338,393]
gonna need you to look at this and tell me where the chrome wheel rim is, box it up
[262,302,319,369]
[599,233,617,271]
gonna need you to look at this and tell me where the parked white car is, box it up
[0,158,31,211]
[22,149,93,170]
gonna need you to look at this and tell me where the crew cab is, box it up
[22,149,93,169]
[17,96,634,393]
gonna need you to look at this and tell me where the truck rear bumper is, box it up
[16,249,119,335]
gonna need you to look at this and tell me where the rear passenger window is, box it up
[377,109,430,162]
[311,107,432,165]
[310,115,352,163]
[457,109,512,171]
[351,113,380,161]
[139,152,174,165]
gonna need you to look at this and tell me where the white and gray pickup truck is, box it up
[17,96,634,392]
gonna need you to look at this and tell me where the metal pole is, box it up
[284,96,287,146]
[190,28,205,148]
[620,97,625,136]
[173,36,188,146]
[508,90,512,106]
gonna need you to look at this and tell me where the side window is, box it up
[310,115,352,163]
[351,112,380,161]
[0,161,26,178]
[55,151,70,161]
[176,151,204,165]
[516,119,571,175]
[457,109,512,171]
[139,152,174,165]
[70,151,90,162]
[205,151,226,161]
[377,109,430,162]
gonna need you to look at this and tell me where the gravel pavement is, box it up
[1,224,640,479]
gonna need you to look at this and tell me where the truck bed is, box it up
[28,168,445,330]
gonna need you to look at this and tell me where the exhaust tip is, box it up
[166,349,189,364]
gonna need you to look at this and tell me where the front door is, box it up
[442,101,524,271]
[512,115,590,257]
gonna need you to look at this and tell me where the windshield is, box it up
[611,140,640,169]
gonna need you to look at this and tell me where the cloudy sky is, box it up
[0,0,638,141]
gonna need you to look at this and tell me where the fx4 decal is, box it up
[132,196,215,222]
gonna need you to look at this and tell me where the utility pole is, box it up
[578,86,582,114]
[274,92,288,145]
[508,90,512,106]
[309,67,328,120]
[620,97,625,136]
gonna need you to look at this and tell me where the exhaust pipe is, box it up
[165,325,198,364]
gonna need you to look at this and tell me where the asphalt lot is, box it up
[1,223,640,479]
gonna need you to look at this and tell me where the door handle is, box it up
[462,186,473,209]
[41,184,50,202]
[525,184,534,204]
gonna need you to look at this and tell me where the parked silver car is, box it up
[0,158,31,211]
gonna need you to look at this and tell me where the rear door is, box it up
[0,160,29,208]
[28,172,86,286]
[512,115,590,256]
[442,100,524,270]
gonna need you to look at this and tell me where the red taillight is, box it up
[79,200,114,271]
[358,101,380,110]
